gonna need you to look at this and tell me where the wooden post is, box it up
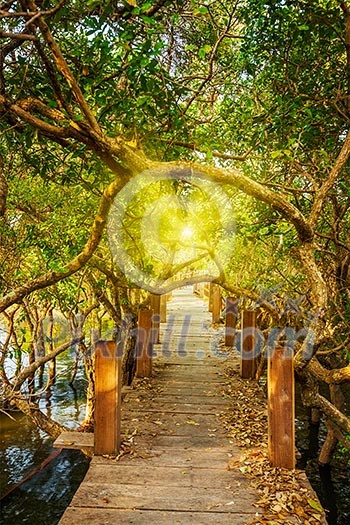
[166,292,173,302]
[212,285,221,324]
[136,309,153,377]
[240,310,257,379]
[160,294,167,323]
[94,340,122,455]
[151,294,160,343]
[208,283,214,312]
[225,296,237,346]
[268,346,295,469]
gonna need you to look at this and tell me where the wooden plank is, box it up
[136,309,153,377]
[69,481,257,512]
[155,376,227,384]
[125,394,228,405]
[225,296,237,346]
[153,356,219,364]
[53,431,93,451]
[93,449,231,468]
[125,406,224,415]
[94,341,122,455]
[268,346,295,469]
[121,413,225,437]
[83,463,239,488]
[59,508,258,525]
[152,434,229,448]
[240,310,257,379]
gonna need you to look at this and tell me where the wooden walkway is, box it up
[58,287,258,524]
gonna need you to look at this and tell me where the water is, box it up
[1,448,90,525]
[0,354,90,524]
[295,384,350,525]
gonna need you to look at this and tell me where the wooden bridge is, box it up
[56,287,260,524]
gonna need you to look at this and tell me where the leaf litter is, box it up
[220,360,327,524]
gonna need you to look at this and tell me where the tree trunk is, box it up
[47,308,56,386]
[120,314,137,385]
[319,384,345,464]
[81,346,95,431]
[13,396,66,438]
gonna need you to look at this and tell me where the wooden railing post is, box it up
[240,310,257,379]
[268,346,295,469]
[151,294,160,343]
[160,294,167,323]
[212,285,221,323]
[94,340,122,455]
[208,283,214,312]
[225,296,237,346]
[136,308,153,377]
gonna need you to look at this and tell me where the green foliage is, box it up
[0,0,349,332]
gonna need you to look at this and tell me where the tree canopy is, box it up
[0,0,349,460]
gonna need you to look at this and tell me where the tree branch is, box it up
[0,29,37,40]
[23,0,101,134]
[0,172,129,313]
[12,337,80,390]
[306,356,350,384]
[160,139,252,161]
[310,130,350,227]
[160,160,314,242]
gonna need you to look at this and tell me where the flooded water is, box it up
[295,384,350,525]
[0,354,90,524]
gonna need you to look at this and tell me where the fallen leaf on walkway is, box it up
[215,360,327,525]
[307,499,323,512]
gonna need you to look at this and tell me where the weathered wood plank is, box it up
[69,481,257,512]
[93,449,233,469]
[121,411,226,436]
[125,394,228,405]
[59,508,258,525]
[83,462,238,488]
[53,431,93,450]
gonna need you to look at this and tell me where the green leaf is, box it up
[307,498,323,513]
[198,44,212,59]
[136,96,149,107]
[194,6,208,15]
[271,150,282,159]
[141,15,154,25]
